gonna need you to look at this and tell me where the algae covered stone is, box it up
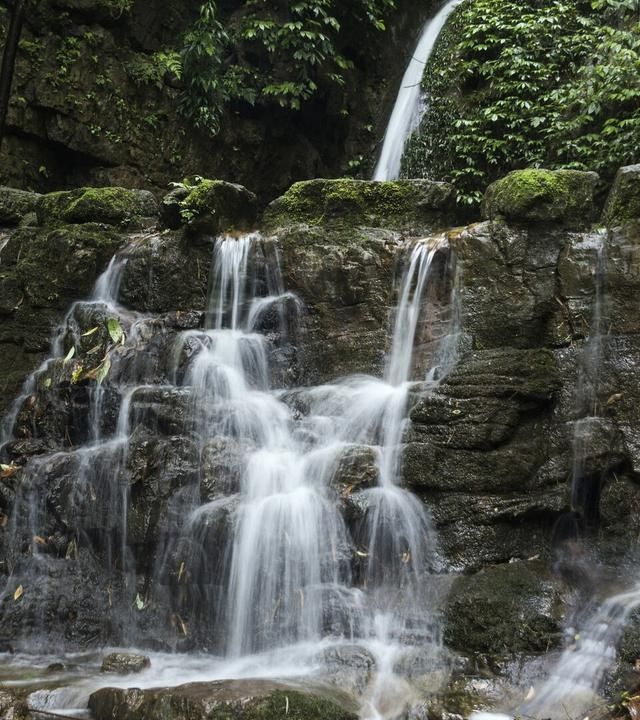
[264,178,456,233]
[444,561,565,654]
[0,187,42,226]
[482,169,598,225]
[38,187,158,226]
[177,179,257,236]
[603,164,640,225]
[88,678,358,720]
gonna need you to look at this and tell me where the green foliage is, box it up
[179,0,395,136]
[402,0,640,206]
[126,50,182,89]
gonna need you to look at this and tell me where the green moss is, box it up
[444,561,565,655]
[0,187,42,226]
[179,179,257,235]
[264,178,456,233]
[482,169,598,225]
[38,187,157,226]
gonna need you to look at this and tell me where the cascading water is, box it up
[0,229,458,717]
[372,0,463,181]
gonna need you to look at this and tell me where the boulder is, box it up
[38,187,158,226]
[444,562,566,655]
[0,187,42,226]
[482,169,599,226]
[101,652,151,674]
[603,164,640,225]
[88,679,359,720]
[264,178,456,234]
[178,180,257,237]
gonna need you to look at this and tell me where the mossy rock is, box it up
[0,186,42,226]
[444,561,565,655]
[264,178,456,233]
[38,187,158,226]
[603,164,640,226]
[482,169,599,226]
[177,180,257,237]
[89,679,358,720]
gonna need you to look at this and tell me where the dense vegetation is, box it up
[178,0,396,136]
[402,0,640,206]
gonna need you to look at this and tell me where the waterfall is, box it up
[0,229,459,717]
[372,0,463,182]
[169,235,453,662]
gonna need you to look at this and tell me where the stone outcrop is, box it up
[88,679,358,720]
[1,167,640,707]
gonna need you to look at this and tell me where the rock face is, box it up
[88,679,358,720]
[0,0,442,199]
[1,167,640,698]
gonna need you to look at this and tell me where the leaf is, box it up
[135,593,145,610]
[107,317,124,344]
[1,463,19,478]
[43,377,52,389]
[81,326,100,337]
[96,356,111,385]
[64,346,75,364]
[14,585,24,601]
[65,539,78,560]
[71,364,84,384]
[33,535,47,546]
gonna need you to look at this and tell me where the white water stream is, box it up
[1,232,459,719]
[372,0,463,181]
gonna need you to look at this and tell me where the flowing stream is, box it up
[0,232,459,718]
[372,0,463,181]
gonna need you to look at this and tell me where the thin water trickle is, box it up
[372,0,463,181]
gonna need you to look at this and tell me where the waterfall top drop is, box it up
[372,0,463,182]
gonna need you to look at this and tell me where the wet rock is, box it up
[322,644,376,695]
[160,186,190,230]
[277,224,398,381]
[332,445,379,491]
[0,187,41,226]
[101,652,151,674]
[264,178,456,234]
[604,164,640,225]
[444,561,566,655]
[88,678,358,720]
[180,180,257,238]
[482,169,599,226]
[38,187,158,227]
[0,689,30,720]
[450,220,568,349]
[117,231,211,313]
[200,436,247,499]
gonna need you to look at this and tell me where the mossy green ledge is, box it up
[603,164,640,226]
[89,679,358,720]
[482,169,599,226]
[38,186,158,227]
[263,178,457,234]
